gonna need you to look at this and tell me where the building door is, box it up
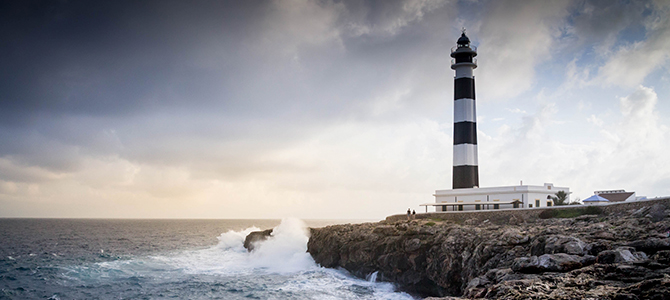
[535,200,540,207]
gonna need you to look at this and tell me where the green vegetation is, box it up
[538,206,604,219]
[551,191,569,206]
[425,221,436,226]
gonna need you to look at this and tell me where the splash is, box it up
[216,226,261,251]
[248,218,315,273]
[56,219,415,299]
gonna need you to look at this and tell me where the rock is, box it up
[372,225,397,235]
[463,218,477,226]
[628,238,670,254]
[631,206,651,218]
[614,278,670,300]
[307,198,670,298]
[648,204,668,222]
[511,253,594,273]
[500,229,529,245]
[508,215,521,225]
[596,247,646,264]
[538,235,588,256]
[592,230,616,240]
[651,249,670,265]
[243,229,273,252]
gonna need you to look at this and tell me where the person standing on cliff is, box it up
[412,210,416,220]
[407,208,411,220]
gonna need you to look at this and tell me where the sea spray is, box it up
[249,218,315,273]
[216,226,261,251]
[33,219,414,299]
[367,271,379,282]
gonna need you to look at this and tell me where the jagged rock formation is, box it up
[307,201,670,299]
[243,228,272,252]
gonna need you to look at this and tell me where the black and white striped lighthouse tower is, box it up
[450,29,479,189]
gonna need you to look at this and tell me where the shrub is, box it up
[584,206,603,215]
[538,206,604,219]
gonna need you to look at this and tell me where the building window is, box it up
[458,205,463,211]
[475,204,481,210]
[536,200,540,207]
[442,205,447,212]
[493,204,499,209]
[529,204,533,208]
[547,201,553,207]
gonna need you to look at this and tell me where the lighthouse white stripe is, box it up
[454,98,476,123]
[453,144,478,166]
[454,66,473,79]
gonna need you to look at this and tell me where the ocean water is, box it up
[0,218,414,299]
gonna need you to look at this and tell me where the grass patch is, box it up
[539,206,604,219]
[425,221,436,226]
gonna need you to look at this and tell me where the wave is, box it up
[58,218,413,299]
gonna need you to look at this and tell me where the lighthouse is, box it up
[450,30,479,189]
[420,30,572,213]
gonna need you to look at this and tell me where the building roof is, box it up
[435,183,569,197]
[583,194,610,202]
[597,192,634,202]
[421,200,521,206]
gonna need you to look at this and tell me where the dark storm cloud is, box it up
[0,0,261,121]
[0,0,456,175]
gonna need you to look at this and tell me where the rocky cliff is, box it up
[307,201,670,299]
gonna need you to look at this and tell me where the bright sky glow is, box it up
[1,0,669,219]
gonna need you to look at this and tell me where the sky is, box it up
[1,0,669,220]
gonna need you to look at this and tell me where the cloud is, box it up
[1,1,669,218]
[481,85,670,200]
[595,1,670,86]
[474,0,572,100]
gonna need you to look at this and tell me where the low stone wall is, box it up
[386,197,670,224]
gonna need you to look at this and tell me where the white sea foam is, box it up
[64,219,414,299]
[248,218,316,273]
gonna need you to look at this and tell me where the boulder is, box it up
[596,247,647,264]
[534,235,589,256]
[648,204,668,222]
[511,253,595,273]
[628,238,670,254]
[243,229,273,252]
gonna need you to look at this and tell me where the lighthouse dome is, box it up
[457,32,470,45]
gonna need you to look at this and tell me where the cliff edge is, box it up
[307,200,670,299]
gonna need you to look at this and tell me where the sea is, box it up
[0,218,414,300]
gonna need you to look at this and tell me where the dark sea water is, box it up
[0,218,413,300]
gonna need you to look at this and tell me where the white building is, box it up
[422,183,570,212]
[582,194,610,205]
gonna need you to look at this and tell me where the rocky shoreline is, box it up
[306,200,670,299]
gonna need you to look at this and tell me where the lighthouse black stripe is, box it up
[453,121,477,145]
[452,165,479,189]
[454,77,475,100]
